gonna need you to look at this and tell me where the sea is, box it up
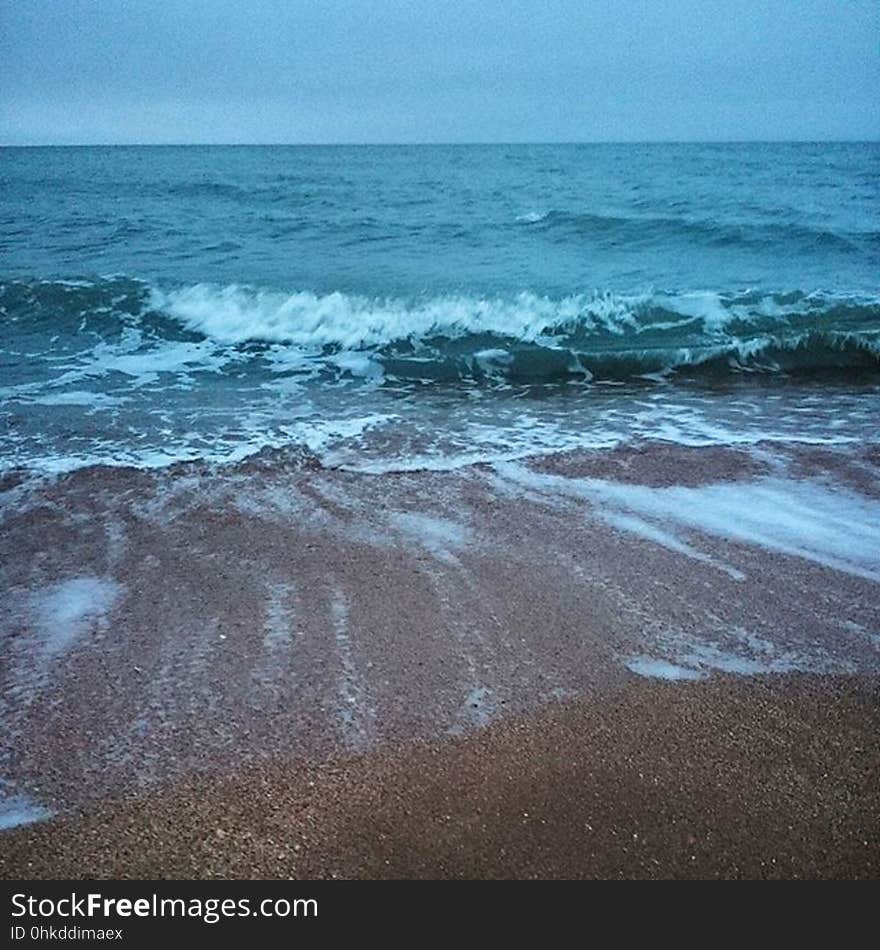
[1,142,878,475]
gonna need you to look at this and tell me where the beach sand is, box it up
[2,674,878,879]
[1,441,878,878]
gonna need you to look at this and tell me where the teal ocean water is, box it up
[1,143,878,473]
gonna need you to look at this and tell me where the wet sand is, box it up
[1,440,878,877]
[2,674,878,879]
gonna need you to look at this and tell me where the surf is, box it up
[4,276,879,385]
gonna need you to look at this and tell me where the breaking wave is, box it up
[3,276,880,384]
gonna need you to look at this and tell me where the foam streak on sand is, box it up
[494,463,880,582]
[1,576,123,726]
[0,440,879,869]
[390,511,469,564]
[254,579,297,694]
[0,793,53,832]
[30,576,122,660]
[330,584,375,751]
[624,656,704,681]
[597,509,745,581]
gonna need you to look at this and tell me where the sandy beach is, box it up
[1,440,879,878]
[2,674,878,879]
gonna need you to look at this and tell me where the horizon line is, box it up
[2,138,878,148]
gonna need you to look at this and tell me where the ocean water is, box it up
[1,143,878,474]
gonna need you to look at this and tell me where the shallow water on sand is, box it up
[1,441,878,821]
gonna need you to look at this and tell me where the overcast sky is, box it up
[1,0,877,144]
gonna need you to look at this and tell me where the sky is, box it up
[1,0,877,144]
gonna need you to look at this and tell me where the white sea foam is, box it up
[48,328,239,390]
[152,284,754,349]
[391,512,469,562]
[28,390,129,409]
[625,623,857,682]
[494,464,880,582]
[598,509,745,580]
[624,656,705,680]
[0,794,53,831]
[284,413,397,456]
[515,211,550,224]
[330,585,375,750]
[620,479,880,581]
[328,350,385,380]
[30,576,122,658]
[1,411,399,478]
[463,684,497,726]
[652,290,731,327]
[150,284,880,353]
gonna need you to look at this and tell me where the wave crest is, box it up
[3,277,880,384]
